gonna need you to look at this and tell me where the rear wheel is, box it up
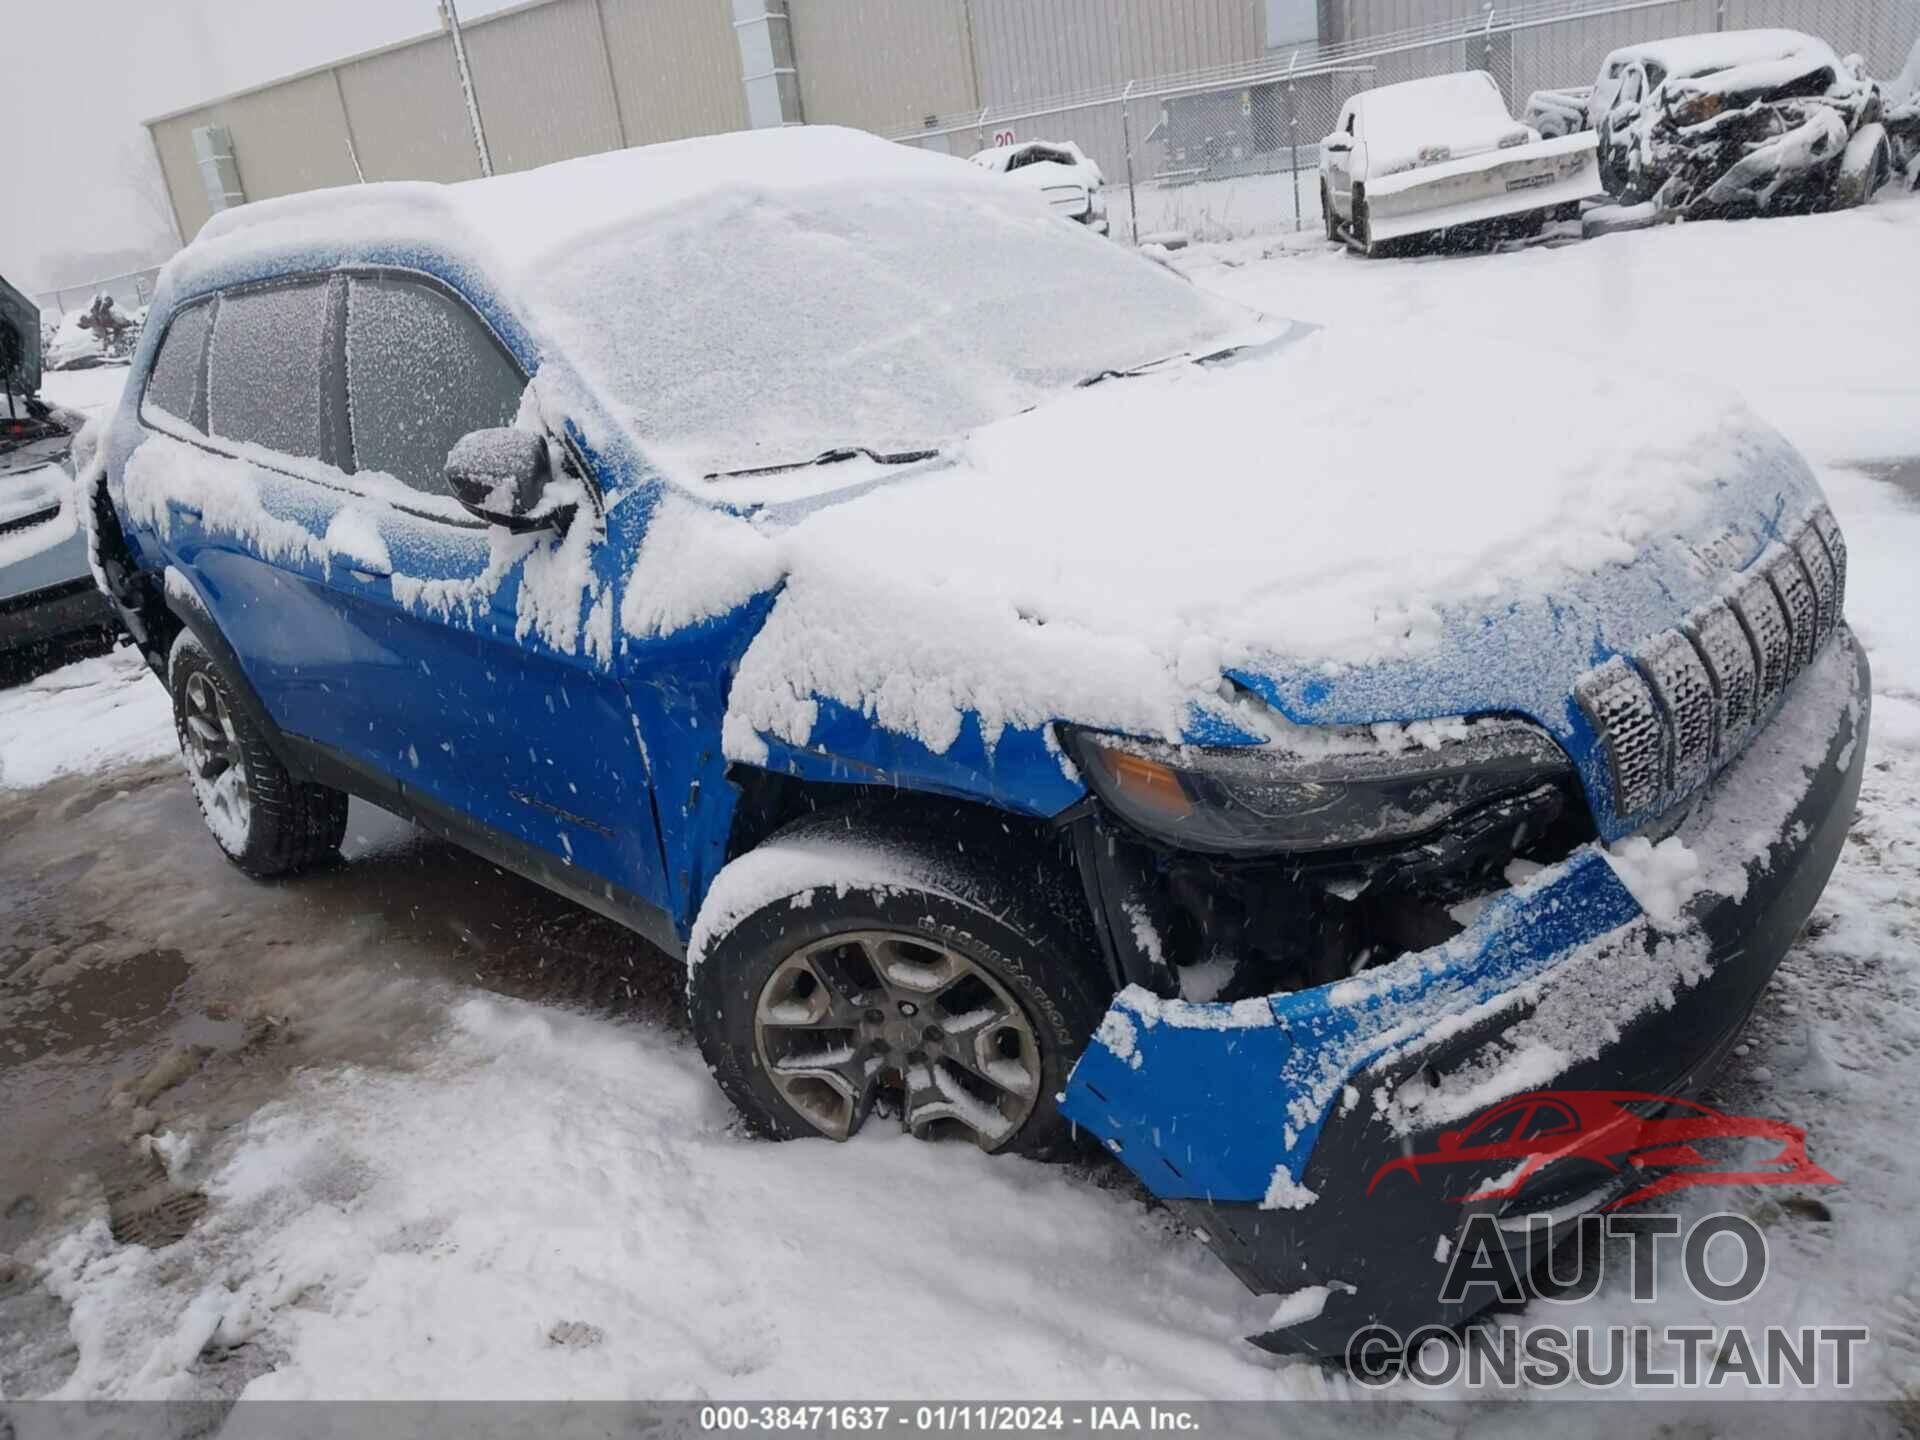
[168,631,348,877]
[689,813,1109,1158]
[1351,186,1373,254]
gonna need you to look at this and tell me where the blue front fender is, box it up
[1060,847,1643,1204]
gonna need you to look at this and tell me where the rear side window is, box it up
[207,280,329,460]
[142,301,213,429]
[345,275,525,495]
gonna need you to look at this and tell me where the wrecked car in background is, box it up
[969,138,1110,234]
[1320,71,1602,251]
[2,275,115,656]
[1593,28,1896,214]
[91,126,1866,1359]
[1884,34,1920,185]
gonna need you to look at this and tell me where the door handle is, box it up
[346,564,392,582]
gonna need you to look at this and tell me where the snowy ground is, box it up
[4,193,1920,1412]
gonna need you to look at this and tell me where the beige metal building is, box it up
[145,0,1918,246]
[145,0,1267,243]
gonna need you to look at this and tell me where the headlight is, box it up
[1065,718,1573,856]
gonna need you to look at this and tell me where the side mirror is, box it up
[1324,135,1352,153]
[445,428,559,531]
[1437,1129,1463,1153]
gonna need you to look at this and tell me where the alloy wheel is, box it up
[752,929,1043,1150]
[181,669,252,845]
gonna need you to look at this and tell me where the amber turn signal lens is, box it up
[1095,748,1192,820]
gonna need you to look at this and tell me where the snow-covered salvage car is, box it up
[1320,71,1602,250]
[969,139,1110,234]
[88,127,1867,1359]
[1592,28,1896,213]
[2,276,114,654]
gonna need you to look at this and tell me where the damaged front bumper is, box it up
[1060,628,1870,1357]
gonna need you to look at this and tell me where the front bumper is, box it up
[1060,628,1869,1356]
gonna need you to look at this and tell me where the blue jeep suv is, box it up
[89,126,1867,1356]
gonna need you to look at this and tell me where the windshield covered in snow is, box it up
[1357,72,1511,149]
[526,184,1246,481]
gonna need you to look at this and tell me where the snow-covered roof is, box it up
[968,140,1094,172]
[1600,27,1824,80]
[194,126,995,283]
[1350,71,1525,165]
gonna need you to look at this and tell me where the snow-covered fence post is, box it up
[439,0,495,179]
[1121,80,1140,246]
[1286,50,1301,232]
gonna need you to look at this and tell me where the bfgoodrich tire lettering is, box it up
[168,630,348,878]
[689,814,1109,1158]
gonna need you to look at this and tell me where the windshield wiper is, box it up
[705,445,941,482]
[1075,342,1254,389]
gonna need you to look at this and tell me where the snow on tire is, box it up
[687,812,1108,1158]
[167,630,348,878]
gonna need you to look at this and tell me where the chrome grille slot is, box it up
[1794,528,1838,645]
[1767,549,1817,676]
[1734,571,1792,707]
[1686,603,1759,754]
[1639,630,1717,792]
[1576,509,1846,820]
[1576,658,1668,818]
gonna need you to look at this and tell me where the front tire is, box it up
[688,813,1109,1158]
[168,630,348,878]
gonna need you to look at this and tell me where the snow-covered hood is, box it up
[631,320,1820,816]
[1370,116,1536,175]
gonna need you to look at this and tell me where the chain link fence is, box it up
[893,0,1919,243]
[33,268,165,319]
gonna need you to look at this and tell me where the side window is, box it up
[141,300,213,430]
[345,274,526,496]
[207,280,330,460]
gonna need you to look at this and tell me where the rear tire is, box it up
[168,630,348,878]
[1351,186,1373,254]
[688,811,1109,1159]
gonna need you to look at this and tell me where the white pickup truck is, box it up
[1320,71,1603,251]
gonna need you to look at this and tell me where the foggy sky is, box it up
[1,0,515,292]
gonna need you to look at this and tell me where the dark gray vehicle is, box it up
[2,276,114,656]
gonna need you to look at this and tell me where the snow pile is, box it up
[33,994,1279,1400]
[1602,834,1704,929]
[0,647,174,789]
[1191,191,1920,463]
